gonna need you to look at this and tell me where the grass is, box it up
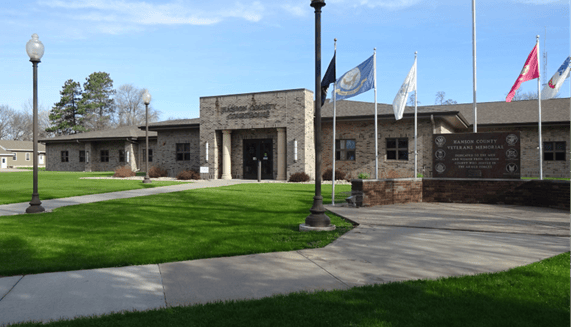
[11,252,570,327]
[0,171,181,204]
[0,183,354,277]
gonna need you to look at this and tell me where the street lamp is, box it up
[142,89,152,184]
[26,33,45,214]
[302,0,332,229]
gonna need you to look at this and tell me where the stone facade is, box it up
[153,128,200,177]
[199,89,315,180]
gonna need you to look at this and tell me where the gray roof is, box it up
[0,140,46,152]
[40,126,157,143]
[322,97,571,126]
[145,118,200,130]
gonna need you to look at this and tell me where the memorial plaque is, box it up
[432,132,520,179]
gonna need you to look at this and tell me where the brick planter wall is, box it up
[351,178,570,210]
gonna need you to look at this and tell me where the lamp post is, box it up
[142,89,152,184]
[26,34,45,214]
[303,0,331,229]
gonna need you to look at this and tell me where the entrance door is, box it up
[39,154,44,165]
[1,158,6,169]
[243,139,273,179]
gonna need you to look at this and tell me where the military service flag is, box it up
[541,56,571,100]
[335,55,375,101]
[506,44,540,102]
[392,58,417,120]
[321,52,336,106]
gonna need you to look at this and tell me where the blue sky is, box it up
[1,0,570,120]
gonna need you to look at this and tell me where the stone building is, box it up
[41,88,570,179]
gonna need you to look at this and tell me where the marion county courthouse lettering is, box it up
[41,89,571,179]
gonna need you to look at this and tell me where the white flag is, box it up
[392,58,417,120]
[541,56,571,100]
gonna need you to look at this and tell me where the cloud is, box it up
[281,3,307,17]
[333,0,423,9]
[36,0,265,34]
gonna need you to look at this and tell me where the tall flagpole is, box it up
[331,38,337,205]
[472,0,477,133]
[414,51,418,178]
[537,35,543,180]
[374,48,378,179]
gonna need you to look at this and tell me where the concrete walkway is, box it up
[0,185,570,325]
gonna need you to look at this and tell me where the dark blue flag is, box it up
[335,55,374,101]
[321,51,336,106]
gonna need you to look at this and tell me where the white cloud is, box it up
[36,0,265,34]
[281,3,307,17]
[334,0,422,9]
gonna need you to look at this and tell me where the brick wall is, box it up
[155,128,199,177]
[351,178,570,210]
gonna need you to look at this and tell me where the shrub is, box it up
[322,168,346,181]
[177,170,200,180]
[288,172,310,182]
[358,172,370,179]
[113,165,136,178]
[148,166,168,178]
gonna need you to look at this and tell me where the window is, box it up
[335,139,356,161]
[119,150,126,162]
[544,141,566,161]
[25,153,30,161]
[61,151,69,162]
[148,149,153,162]
[12,153,16,161]
[386,138,409,160]
[79,150,85,162]
[100,150,109,162]
[176,143,190,161]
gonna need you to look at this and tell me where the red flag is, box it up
[506,44,540,102]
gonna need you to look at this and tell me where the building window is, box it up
[79,150,85,162]
[26,153,30,161]
[176,143,190,161]
[12,153,16,161]
[544,141,566,161]
[148,149,153,162]
[386,138,409,160]
[61,151,69,162]
[335,139,356,161]
[119,150,126,162]
[100,150,109,162]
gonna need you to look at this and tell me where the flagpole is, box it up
[374,48,378,179]
[536,35,543,180]
[472,0,477,133]
[331,38,337,205]
[414,51,418,179]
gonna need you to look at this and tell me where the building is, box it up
[0,140,46,169]
[41,89,571,179]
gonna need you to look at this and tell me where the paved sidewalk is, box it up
[0,179,257,216]
[0,196,570,325]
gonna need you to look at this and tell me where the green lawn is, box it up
[12,252,570,327]
[0,171,181,204]
[0,183,354,277]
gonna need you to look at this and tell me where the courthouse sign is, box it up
[433,132,520,179]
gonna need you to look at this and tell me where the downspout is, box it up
[430,114,436,134]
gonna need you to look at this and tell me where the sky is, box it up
[1,0,570,121]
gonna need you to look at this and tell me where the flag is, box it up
[335,55,375,101]
[321,52,336,106]
[541,56,571,100]
[506,44,540,102]
[392,59,417,120]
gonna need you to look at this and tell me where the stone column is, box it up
[221,130,232,180]
[277,128,286,180]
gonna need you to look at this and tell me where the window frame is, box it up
[335,139,356,161]
[386,137,409,161]
[118,149,126,162]
[25,152,30,161]
[176,143,190,161]
[61,151,69,162]
[100,150,109,162]
[543,141,566,161]
[79,150,86,163]
[12,153,16,161]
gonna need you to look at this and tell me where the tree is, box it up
[509,89,538,101]
[5,110,32,141]
[22,99,53,139]
[407,93,421,106]
[80,72,115,131]
[114,84,160,126]
[435,91,457,105]
[0,105,14,140]
[46,79,86,136]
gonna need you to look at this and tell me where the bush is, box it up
[113,165,136,178]
[358,172,370,179]
[177,170,200,180]
[288,172,310,182]
[148,166,168,178]
[322,168,346,181]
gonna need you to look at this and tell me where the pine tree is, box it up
[80,72,115,131]
[46,79,86,135]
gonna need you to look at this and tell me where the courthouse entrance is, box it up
[243,139,273,179]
